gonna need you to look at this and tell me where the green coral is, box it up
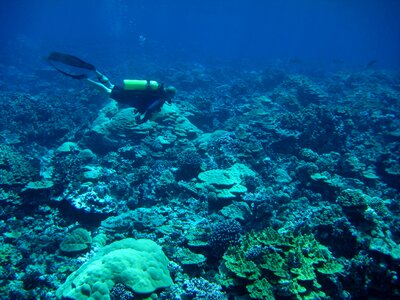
[317,260,345,274]
[246,278,274,299]
[222,228,343,299]
[224,249,260,280]
[260,252,287,278]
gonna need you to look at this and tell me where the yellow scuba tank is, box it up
[123,79,160,91]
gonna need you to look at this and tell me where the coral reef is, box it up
[0,61,399,299]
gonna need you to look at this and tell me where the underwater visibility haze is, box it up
[0,0,400,299]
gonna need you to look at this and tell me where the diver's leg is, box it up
[85,78,112,94]
[95,71,114,89]
[84,71,114,94]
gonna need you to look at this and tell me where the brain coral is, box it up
[56,238,172,299]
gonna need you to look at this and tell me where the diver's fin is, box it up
[46,52,96,79]
[47,52,96,70]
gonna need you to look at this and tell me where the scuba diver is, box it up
[46,52,176,123]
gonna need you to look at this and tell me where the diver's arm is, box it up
[137,99,164,124]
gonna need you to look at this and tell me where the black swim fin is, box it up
[46,52,96,79]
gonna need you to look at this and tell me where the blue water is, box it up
[1,0,400,70]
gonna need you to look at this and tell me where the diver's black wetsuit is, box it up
[110,85,168,122]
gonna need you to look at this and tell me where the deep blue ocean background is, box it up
[1,0,400,71]
[1,1,400,299]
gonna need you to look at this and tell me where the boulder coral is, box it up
[56,238,172,299]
